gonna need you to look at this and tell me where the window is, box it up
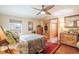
[9,19,22,35]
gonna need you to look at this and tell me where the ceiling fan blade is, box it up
[36,11,41,15]
[45,11,51,15]
[32,7,41,11]
[44,5,55,11]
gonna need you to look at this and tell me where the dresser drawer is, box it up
[60,34,77,47]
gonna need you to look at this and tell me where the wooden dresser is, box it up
[60,33,78,47]
[36,25,43,35]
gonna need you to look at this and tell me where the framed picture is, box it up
[28,21,33,31]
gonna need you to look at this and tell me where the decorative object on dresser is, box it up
[60,33,77,47]
[36,25,43,35]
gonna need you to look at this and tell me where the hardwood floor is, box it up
[55,44,79,54]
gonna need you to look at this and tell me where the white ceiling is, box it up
[0,5,79,19]
[0,5,51,19]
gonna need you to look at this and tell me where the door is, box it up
[50,18,58,38]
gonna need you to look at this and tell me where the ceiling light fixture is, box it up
[41,11,45,14]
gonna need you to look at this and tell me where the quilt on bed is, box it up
[18,34,45,54]
[28,38,45,54]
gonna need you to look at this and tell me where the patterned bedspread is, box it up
[28,38,45,54]
[17,34,45,54]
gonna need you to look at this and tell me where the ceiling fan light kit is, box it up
[41,11,46,14]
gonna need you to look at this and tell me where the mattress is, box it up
[20,34,43,41]
[18,34,45,54]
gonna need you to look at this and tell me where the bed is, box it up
[18,34,45,54]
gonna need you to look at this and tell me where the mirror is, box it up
[64,14,79,28]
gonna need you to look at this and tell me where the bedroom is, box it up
[0,5,79,54]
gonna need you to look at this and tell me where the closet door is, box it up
[50,18,58,38]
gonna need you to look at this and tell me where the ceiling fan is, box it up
[32,5,55,15]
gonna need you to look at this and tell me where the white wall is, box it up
[0,15,43,35]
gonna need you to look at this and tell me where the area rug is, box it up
[42,42,60,54]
